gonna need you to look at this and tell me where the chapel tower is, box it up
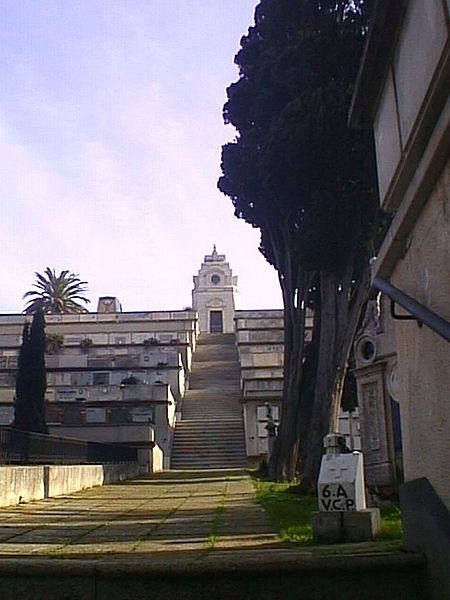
[192,246,238,334]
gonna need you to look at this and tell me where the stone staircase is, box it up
[171,333,247,469]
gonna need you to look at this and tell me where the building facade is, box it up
[349,1,450,594]
[0,248,358,470]
[353,295,402,488]
[0,306,198,469]
[192,245,238,334]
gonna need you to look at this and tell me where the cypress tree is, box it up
[219,0,379,483]
[13,307,48,433]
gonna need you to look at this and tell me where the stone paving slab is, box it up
[0,470,431,599]
[0,469,282,558]
[0,468,426,568]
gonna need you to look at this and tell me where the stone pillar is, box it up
[352,295,401,489]
[354,348,398,487]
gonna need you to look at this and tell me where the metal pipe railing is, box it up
[0,427,138,465]
[372,277,450,343]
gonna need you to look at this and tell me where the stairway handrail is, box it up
[372,277,450,343]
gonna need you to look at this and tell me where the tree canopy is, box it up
[220,0,376,277]
[23,268,90,314]
[13,307,48,434]
[219,0,379,483]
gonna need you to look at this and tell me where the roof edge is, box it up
[349,0,407,129]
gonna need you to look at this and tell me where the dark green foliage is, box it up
[13,307,48,434]
[219,0,379,482]
[219,0,376,278]
[23,268,90,314]
[120,375,140,385]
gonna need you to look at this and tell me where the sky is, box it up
[1,0,282,314]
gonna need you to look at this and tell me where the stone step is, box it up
[197,333,236,343]
[173,435,244,440]
[179,418,241,422]
[171,460,247,466]
[173,436,243,441]
[191,357,239,366]
[189,376,240,384]
[172,435,245,442]
[185,396,240,400]
[182,408,241,413]
[182,408,240,413]
[171,333,246,470]
[182,405,242,410]
[170,462,247,469]
[184,391,240,396]
[181,410,242,415]
[174,437,243,442]
[176,417,243,423]
[0,551,429,597]
[171,448,246,456]
[174,424,243,429]
[173,433,244,440]
[183,400,240,406]
[171,452,245,459]
[172,439,246,446]
[173,426,244,432]
[182,401,241,405]
[172,450,246,457]
[181,415,242,420]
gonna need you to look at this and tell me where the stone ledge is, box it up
[312,509,381,544]
[0,463,146,508]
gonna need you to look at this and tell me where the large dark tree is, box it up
[13,307,48,434]
[23,268,90,314]
[219,0,379,483]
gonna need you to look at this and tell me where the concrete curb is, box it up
[0,548,426,575]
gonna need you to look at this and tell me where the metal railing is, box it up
[372,277,450,343]
[0,427,138,465]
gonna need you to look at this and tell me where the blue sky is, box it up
[1,0,282,313]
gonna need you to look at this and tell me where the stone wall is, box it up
[235,310,285,459]
[350,4,450,593]
[0,465,45,507]
[353,296,401,487]
[0,462,147,508]
[392,159,450,507]
[48,423,166,470]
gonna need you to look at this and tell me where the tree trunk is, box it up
[298,262,371,490]
[268,222,317,481]
[270,270,308,481]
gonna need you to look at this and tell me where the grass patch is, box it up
[376,502,403,540]
[252,472,402,545]
[252,474,316,544]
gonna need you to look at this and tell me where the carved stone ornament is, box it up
[206,298,225,308]
[359,294,382,334]
[363,381,381,451]
[386,361,401,403]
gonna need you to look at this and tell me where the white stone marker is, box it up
[317,433,366,512]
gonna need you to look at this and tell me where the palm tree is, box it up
[23,268,91,314]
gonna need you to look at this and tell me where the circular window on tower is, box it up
[211,274,221,285]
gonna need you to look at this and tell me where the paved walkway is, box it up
[0,469,280,558]
[0,470,430,599]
